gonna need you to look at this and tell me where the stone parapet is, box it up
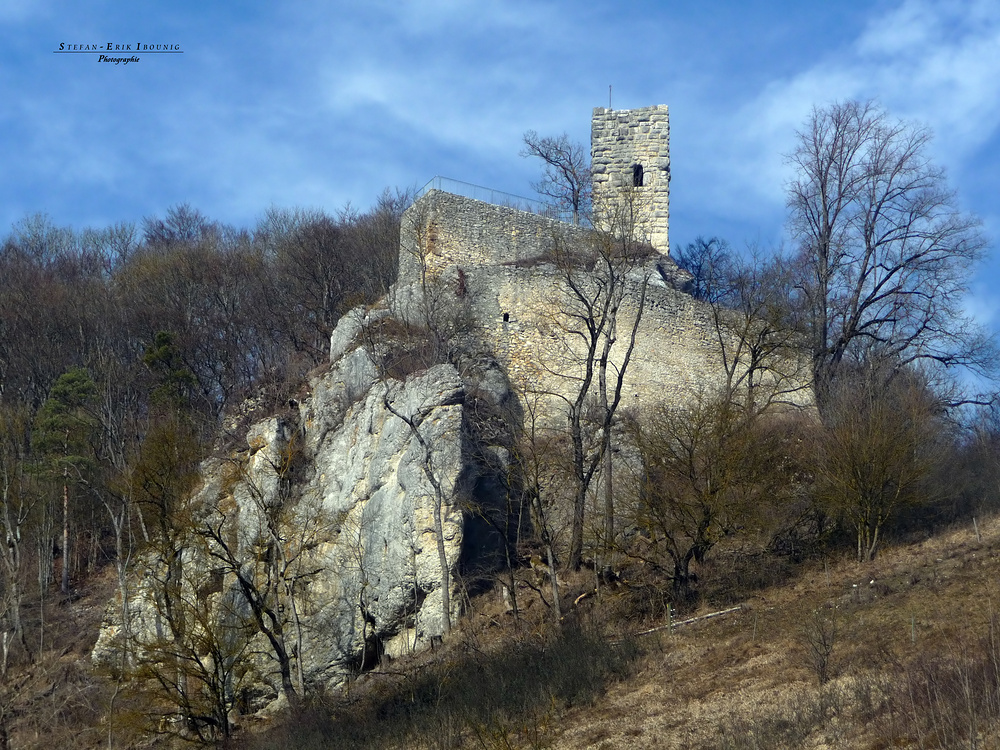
[399,189,593,284]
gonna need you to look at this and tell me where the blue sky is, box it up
[3,0,1000,327]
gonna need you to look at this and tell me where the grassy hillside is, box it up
[5,514,1000,749]
[556,516,1000,749]
[242,515,1000,750]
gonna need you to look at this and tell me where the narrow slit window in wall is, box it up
[632,164,644,187]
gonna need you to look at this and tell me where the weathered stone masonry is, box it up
[398,188,783,411]
[592,105,670,253]
[397,103,809,412]
[397,189,595,284]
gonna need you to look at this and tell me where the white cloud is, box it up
[304,1,587,167]
[381,0,543,36]
[855,0,1000,156]
[686,0,1000,225]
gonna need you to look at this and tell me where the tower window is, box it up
[632,164,644,187]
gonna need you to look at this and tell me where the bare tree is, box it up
[0,406,35,673]
[814,371,942,561]
[676,238,811,413]
[540,185,653,570]
[513,388,564,622]
[195,427,323,707]
[672,236,735,303]
[361,207,473,636]
[521,131,592,225]
[133,539,254,744]
[380,390,455,636]
[624,238,812,601]
[786,100,991,405]
[630,392,804,601]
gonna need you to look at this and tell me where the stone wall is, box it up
[591,105,670,253]
[464,263,735,410]
[459,263,814,413]
[399,190,812,414]
[398,189,594,284]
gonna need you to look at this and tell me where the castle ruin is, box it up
[395,104,810,413]
[93,106,812,699]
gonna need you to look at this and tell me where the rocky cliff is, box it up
[93,309,516,701]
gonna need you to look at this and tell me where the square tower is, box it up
[591,105,670,253]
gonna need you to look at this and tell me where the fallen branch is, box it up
[632,605,743,638]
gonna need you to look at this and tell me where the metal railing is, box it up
[415,176,574,223]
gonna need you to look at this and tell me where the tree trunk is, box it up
[602,427,614,570]
[547,544,561,623]
[432,488,452,635]
[61,480,69,594]
[569,481,586,571]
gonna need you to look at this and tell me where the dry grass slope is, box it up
[7,515,1000,749]
[554,516,1000,749]
[237,515,1000,750]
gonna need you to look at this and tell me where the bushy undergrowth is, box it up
[240,625,638,750]
[716,635,1000,750]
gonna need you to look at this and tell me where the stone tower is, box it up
[591,105,670,253]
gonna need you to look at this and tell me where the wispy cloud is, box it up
[678,0,1000,238]
[854,0,1000,156]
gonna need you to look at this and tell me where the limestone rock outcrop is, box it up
[93,312,514,697]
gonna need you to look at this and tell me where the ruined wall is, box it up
[398,189,594,284]
[398,190,811,413]
[591,105,670,253]
[464,264,736,409]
